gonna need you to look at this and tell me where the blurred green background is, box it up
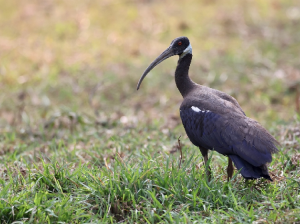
[1,0,300,137]
[1,1,300,222]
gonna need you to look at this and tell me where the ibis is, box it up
[137,36,279,181]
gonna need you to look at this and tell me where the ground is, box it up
[0,0,300,223]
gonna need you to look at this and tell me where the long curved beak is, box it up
[137,47,174,90]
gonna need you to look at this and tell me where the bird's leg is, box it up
[227,157,234,181]
[199,148,212,181]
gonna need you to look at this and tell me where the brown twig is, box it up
[88,82,103,136]
[12,91,27,126]
[88,82,103,118]
[104,158,113,174]
[178,135,183,169]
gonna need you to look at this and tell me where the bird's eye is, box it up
[178,41,182,46]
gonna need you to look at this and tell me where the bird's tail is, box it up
[228,155,272,181]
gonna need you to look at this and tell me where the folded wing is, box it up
[180,107,279,167]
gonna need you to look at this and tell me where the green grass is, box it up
[0,133,300,223]
[1,121,300,223]
[1,0,300,223]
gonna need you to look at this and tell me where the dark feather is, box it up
[180,104,279,179]
[229,155,272,181]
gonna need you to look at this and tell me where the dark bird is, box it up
[137,37,279,181]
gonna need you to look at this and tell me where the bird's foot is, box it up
[227,158,234,182]
[205,166,212,182]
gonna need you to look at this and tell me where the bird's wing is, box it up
[211,89,246,115]
[180,106,279,167]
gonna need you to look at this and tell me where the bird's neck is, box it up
[175,53,195,98]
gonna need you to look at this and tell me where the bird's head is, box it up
[137,36,192,90]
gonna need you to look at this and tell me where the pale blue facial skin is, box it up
[180,43,192,59]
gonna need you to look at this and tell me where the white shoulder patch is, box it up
[191,106,211,113]
[180,43,192,59]
[191,106,201,112]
